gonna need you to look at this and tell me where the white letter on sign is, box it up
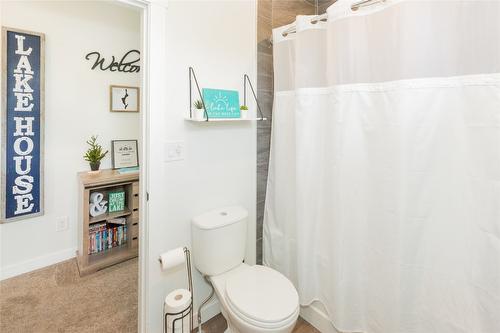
[13,156,33,175]
[14,194,34,214]
[14,55,34,75]
[13,136,34,156]
[14,93,34,112]
[13,175,34,195]
[14,35,33,56]
[13,117,35,136]
[13,73,33,93]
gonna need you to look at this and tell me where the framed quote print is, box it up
[111,140,139,169]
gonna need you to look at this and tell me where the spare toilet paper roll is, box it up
[159,247,185,271]
[165,289,191,332]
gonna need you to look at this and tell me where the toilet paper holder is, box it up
[162,247,193,333]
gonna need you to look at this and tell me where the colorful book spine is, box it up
[88,223,128,254]
[108,228,113,249]
[96,232,100,252]
[118,226,122,246]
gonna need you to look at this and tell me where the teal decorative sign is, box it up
[202,88,240,118]
[108,190,125,213]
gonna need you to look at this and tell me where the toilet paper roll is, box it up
[165,289,191,333]
[159,247,185,271]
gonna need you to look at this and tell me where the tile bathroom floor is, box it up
[198,314,321,333]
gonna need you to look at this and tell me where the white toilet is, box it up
[191,206,299,333]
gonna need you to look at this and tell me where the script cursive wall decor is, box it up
[85,49,140,73]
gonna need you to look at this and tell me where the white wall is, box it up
[0,1,141,279]
[145,1,257,331]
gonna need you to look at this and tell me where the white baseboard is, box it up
[300,302,340,333]
[0,247,77,281]
[193,298,221,330]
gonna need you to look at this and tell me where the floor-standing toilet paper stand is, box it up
[163,247,193,333]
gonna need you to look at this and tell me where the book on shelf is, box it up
[88,222,127,255]
[108,217,127,225]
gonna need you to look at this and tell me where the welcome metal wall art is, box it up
[1,27,45,223]
[85,49,140,73]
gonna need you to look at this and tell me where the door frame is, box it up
[115,1,168,332]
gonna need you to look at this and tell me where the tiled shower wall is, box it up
[256,0,336,264]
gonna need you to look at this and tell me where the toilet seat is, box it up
[225,265,299,330]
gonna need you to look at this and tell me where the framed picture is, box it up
[111,140,139,169]
[110,85,139,112]
[1,27,45,223]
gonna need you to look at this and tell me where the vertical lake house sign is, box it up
[1,27,45,223]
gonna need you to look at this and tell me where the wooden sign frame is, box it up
[1,27,45,223]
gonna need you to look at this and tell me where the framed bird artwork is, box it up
[110,85,139,112]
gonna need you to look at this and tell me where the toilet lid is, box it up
[225,265,299,325]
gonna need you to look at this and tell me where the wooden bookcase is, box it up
[76,169,139,276]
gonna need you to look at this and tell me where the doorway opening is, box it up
[0,0,149,331]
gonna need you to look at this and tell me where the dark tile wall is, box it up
[257,0,273,265]
[318,0,336,14]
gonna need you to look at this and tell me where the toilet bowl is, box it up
[211,263,299,333]
[191,206,299,333]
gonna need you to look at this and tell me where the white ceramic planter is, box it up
[240,111,248,119]
[193,108,205,120]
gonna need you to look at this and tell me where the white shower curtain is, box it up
[263,1,500,332]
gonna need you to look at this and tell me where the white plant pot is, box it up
[192,108,205,120]
[240,111,249,119]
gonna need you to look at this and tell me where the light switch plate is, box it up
[56,216,69,232]
[164,141,185,162]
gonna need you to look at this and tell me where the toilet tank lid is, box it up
[192,206,248,230]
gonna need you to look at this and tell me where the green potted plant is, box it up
[84,135,108,172]
[193,99,206,120]
[240,105,249,119]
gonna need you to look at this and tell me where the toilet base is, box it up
[209,264,299,333]
[221,311,297,333]
[221,310,238,333]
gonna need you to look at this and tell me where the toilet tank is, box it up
[191,206,248,276]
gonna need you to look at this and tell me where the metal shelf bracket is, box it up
[189,67,209,121]
[244,74,265,120]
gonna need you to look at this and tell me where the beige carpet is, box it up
[0,258,138,333]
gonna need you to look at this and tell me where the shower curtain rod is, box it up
[280,0,386,37]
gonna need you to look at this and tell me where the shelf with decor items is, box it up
[186,67,268,122]
[184,117,267,122]
[76,169,139,276]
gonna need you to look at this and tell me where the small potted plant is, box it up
[193,99,206,120]
[240,105,249,119]
[84,135,108,172]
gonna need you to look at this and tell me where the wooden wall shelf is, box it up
[76,169,139,276]
[89,208,132,224]
[184,117,267,122]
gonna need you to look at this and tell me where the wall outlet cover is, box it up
[164,141,185,162]
[56,216,69,232]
